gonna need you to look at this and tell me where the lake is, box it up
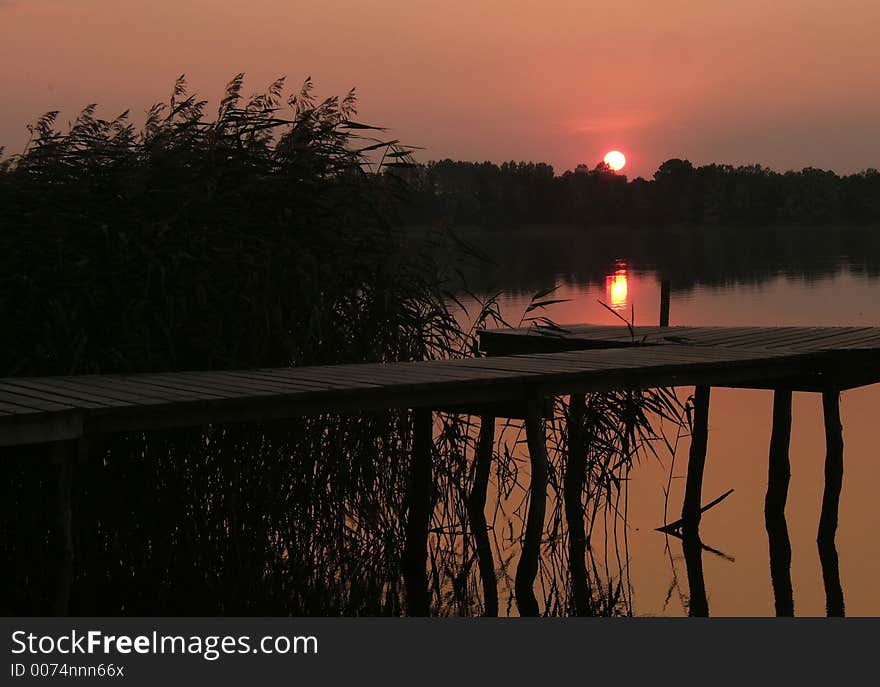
[459,225,880,616]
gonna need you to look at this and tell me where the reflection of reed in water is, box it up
[451,383,681,617]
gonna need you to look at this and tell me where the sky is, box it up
[2,0,879,178]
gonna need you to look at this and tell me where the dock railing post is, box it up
[681,385,711,536]
[468,413,498,616]
[659,278,671,327]
[403,407,433,616]
[515,396,548,617]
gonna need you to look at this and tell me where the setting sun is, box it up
[603,150,626,172]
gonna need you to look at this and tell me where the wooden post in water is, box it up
[765,389,793,520]
[564,394,590,616]
[515,398,548,617]
[403,408,433,616]
[764,388,794,615]
[818,390,844,543]
[681,385,711,536]
[468,414,498,617]
[659,278,671,327]
[51,440,78,616]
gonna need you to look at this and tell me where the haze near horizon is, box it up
[2,0,879,177]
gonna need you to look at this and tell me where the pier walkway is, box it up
[4,324,879,616]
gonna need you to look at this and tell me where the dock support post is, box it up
[659,279,671,327]
[564,394,590,616]
[51,440,78,616]
[403,408,433,616]
[818,390,844,543]
[468,414,498,617]
[764,388,794,616]
[681,385,711,536]
[515,398,548,617]
[765,389,792,520]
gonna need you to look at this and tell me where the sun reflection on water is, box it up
[605,264,628,309]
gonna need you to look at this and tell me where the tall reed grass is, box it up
[0,75,681,616]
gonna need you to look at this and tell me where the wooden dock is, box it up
[3,327,880,446]
[4,323,880,616]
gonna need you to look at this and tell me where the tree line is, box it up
[396,158,880,227]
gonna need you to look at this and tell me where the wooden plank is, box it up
[244,368,386,390]
[672,327,802,347]
[222,369,357,391]
[3,378,136,407]
[82,376,229,401]
[783,329,880,351]
[691,328,813,348]
[140,373,296,398]
[176,371,321,395]
[16,378,168,406]
[275,363,531,387]
[0,382,106,409]
[128,373,284,398]
[736,327,872,351]
[741,327,868,350]
[0,399,47,414]
[0,389,76,412]
[818,330,880,349]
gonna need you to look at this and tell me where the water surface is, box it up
[466,226,880,616]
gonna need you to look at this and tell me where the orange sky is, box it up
[2,0,879,178]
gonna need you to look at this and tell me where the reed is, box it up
[0,76,682,616]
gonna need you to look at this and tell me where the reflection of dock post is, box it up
[515,397,548,617]
[818,537,845,617]
[681,533,709,617]
[766,515,794,616]
[51,440,81,616]
[659,279,671,327]
[765,389,794,615]
[564,394,590,616]
[816,389,846,616]
[468,414,498,616]
[403,408,433,616]
[818,390,844,542]
[681,385,711,536]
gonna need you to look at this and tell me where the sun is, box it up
[603,150,626,172]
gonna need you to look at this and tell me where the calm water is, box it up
[466,227,880,616]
